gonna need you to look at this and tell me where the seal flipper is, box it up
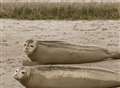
[22,60,39,66]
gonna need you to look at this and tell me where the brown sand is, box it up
[0,19,120,88]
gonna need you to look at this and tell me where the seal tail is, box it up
[110,51,120,59]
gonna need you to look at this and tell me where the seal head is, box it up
[13,67,31,86]
[23,39,38,56]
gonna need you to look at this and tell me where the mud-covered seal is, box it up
[13,65,120,88]
[23,39,120,65]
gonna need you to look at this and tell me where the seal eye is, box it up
[30,45,34,47]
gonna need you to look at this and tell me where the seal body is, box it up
[13,65,120,88]
[24,40,117,64]
[24,39,120,64]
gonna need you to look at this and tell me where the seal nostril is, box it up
[22,71,25,74]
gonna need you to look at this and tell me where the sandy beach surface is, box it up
[0,19,120,88]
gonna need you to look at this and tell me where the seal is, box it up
[13,65,120,88]
[23,39,120,65]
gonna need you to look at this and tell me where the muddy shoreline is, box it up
[0,19,120,88]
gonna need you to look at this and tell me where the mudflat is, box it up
[0,19,120,88]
